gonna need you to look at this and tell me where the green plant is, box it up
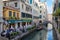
[9,16,16,20]
[26,27,30,30]
[26,26,36,31]
[10,16,13,19]
[53,8,60,16]
[10,32,15,38]
[9,31,20,39]
[59,28,60,33]
[12,17,15,20]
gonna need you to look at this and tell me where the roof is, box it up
[3,0,19,2]
[3,6,20,11]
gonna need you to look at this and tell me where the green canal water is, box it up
[21,23,53,40]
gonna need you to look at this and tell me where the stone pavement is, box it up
[53,21,60,40]
[56,29,60,40]
[0,36,8,40]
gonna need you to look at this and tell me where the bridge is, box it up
[43,20,59,40]
[42,21,54,27]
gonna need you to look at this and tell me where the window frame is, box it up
[13,12,16,17]
[15,2,17,7]
[9,11,12,17]
[39,15,42,18]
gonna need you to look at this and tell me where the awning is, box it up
[7,20,22,23]
[22,19,32,22]
[7,19,32,23]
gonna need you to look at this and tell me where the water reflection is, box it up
[21,23,53,40]
[47,30,53,40]
[47,23,53,30]
[21,30,47,40]
[47,23,53,40]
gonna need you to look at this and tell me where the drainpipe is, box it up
[32,9,34,26]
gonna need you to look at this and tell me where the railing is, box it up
[3,17,20,20]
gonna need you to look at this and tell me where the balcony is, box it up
[20,0,25,3]
[3,17,20,20]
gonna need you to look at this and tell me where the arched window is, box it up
[39,20,42,23]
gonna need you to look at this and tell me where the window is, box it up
[4,3,6,6]
[40,11,42,13]
[43,16,45,18]
[13,12,16,17]
[30,0,32,4]
[59,3,60,7]
[36,3,38,6]
[21,12,25,18]
[17,13,19,18]
[39,15,42,18]
[54,4,56,11]
[34,3,38,7]
[30,9,32,13]
[26,6,29,11]
[39,20,42,23]
[26,14,32,18]
[27,0,29,3]
[21,0,25,3]
[21,12,32,18]
[22,4,24,9]
[9,11,12,16]
[15,3,17,7]
[40,6,42,8]
[34,16,39,19]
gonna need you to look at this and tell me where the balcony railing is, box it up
[3,17,20,20]
[20,0,25,3]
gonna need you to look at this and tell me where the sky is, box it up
[46,0,54,14]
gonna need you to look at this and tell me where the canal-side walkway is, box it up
[53,21,60,40]
[53,27,60,40]
[0,28,36,40]
[0,36,8,40]
[55,29,60,40]
[12,28,36,40]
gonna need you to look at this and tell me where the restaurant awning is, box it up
[7,19,32,23]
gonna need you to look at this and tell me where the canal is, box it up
[21,23,53,40]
